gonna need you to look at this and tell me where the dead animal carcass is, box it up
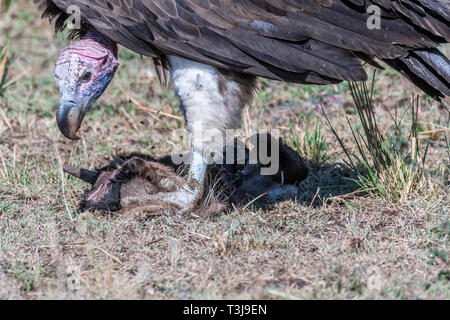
[64,135,309,217]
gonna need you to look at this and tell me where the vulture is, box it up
[35,0,450,213]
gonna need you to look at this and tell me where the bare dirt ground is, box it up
[0,1,448,299]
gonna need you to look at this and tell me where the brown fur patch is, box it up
[218,71,257,105]
[68,136,309,218]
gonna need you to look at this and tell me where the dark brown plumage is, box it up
[36,0,450,100]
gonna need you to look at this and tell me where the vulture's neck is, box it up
[81,29,118,59]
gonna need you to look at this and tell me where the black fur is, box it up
[75,135,309,213]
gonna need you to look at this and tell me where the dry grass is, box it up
[0,1,449,299]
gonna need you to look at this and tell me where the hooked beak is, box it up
[56,100,86,140]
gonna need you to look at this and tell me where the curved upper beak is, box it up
[56,100,85,140]
[56,101,85,140]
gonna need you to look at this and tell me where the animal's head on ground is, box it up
[62,135,310,217]
[55,29,118,140]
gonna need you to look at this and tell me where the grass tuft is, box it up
[0,43,12,97]
[325,72,435,202]
[1,0,14,13]
[288,117,329,164]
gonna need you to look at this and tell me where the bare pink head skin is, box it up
[55,29,119,140]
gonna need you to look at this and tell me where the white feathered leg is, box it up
[145,56,255,213]
[189,148,207,186]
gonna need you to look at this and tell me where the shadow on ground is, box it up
[296,161,362,207]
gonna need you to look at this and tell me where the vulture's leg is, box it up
[146,56,256,213]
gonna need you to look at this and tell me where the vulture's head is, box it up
[55,31,119,140]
